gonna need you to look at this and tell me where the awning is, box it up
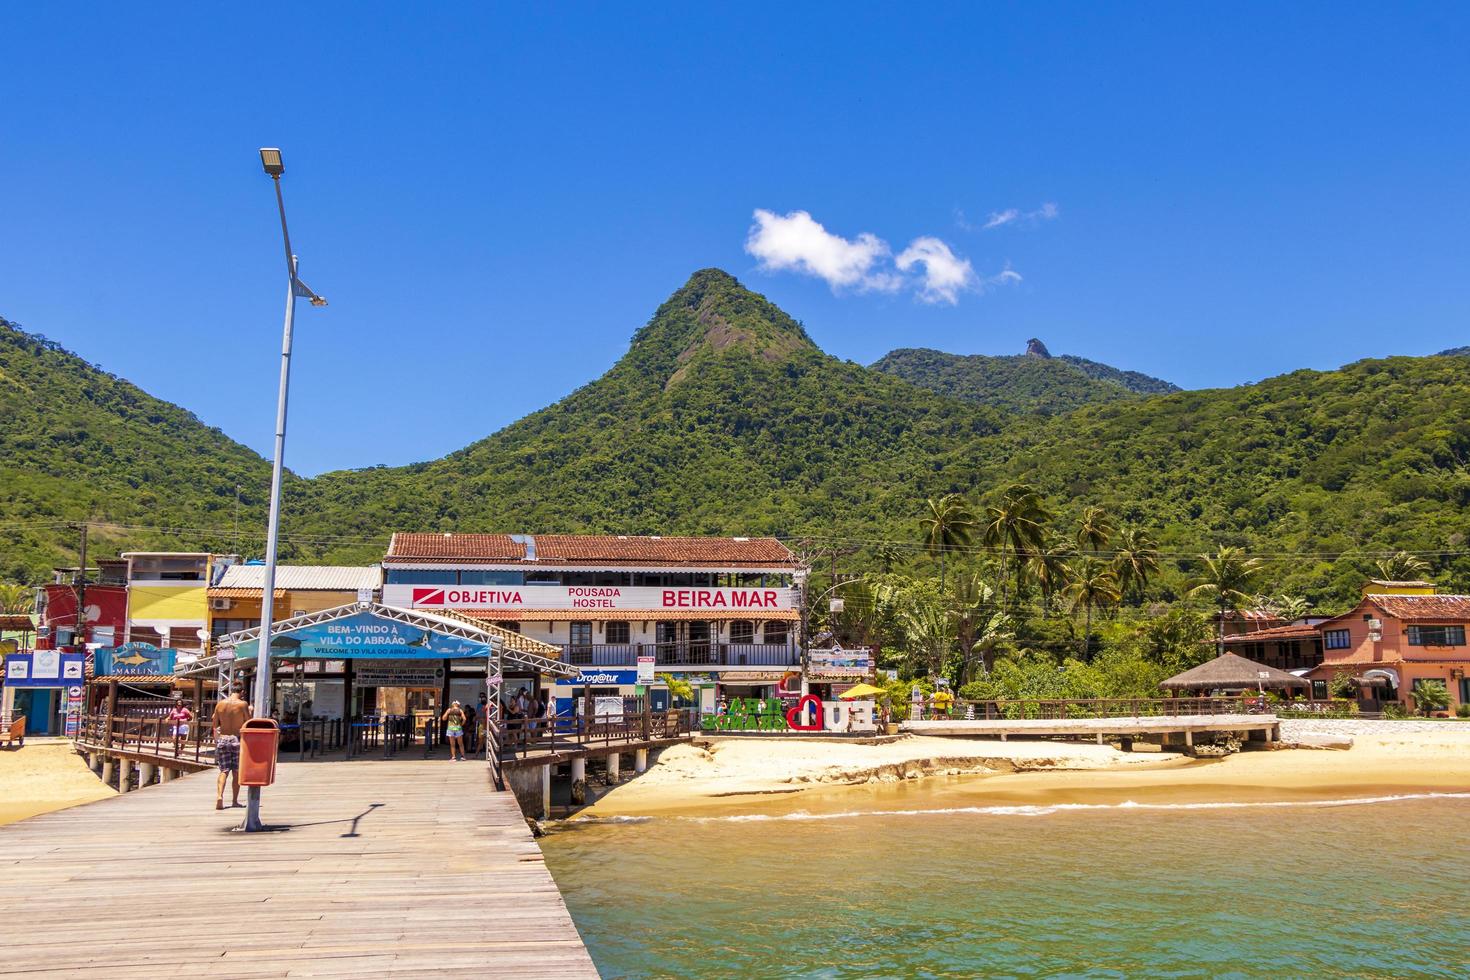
[1358,668,1400,688]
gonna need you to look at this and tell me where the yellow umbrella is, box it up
[838,682,886,699]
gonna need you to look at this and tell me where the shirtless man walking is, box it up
[212,687,250,810]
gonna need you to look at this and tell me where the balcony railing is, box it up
[559,642,798,668]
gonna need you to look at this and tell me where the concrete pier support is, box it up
[570,757,586,783]
[540,764,551,819]
[1095,734,1104,745]
[569,757,587,805]
[606,752,621,782]
[1184,730,1195,749]
[140,763,156,788]
[161,767,177,783]
[118,760,133,794]
[101,759,114,788]
[634,748,648,773]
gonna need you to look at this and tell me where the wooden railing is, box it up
[77,712,217,764]
[917,697,1269,722]
[559,642,797,667]
[493,708,696,762]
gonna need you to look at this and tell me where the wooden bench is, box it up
[0,717,26,749]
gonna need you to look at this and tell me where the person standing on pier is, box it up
[441,701,466,761]
[211,687,249,810]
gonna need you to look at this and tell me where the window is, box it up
[1324,629,1351,650]
[1311,680,1328,700]
[1407,625,1466,647]
[384,569,456,585]
[569,621,592,648]
[459,570,525,586]
[605,621,630,644]
[730,620,755,644]
[763,621,789,645]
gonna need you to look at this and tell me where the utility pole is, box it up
[74,522,89,649]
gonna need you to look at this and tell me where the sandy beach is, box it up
[579,720,1470,818]
[0,739,115,827]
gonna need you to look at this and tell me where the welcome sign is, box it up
[232,612,493,661]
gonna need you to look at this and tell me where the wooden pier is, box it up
[0,760,599,978]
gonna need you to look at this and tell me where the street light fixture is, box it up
[244,147,326,833]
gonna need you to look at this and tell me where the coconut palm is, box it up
[981,484,1051,611]
[1075,506,1116,555]
[1112,527,1160,604]
[948,573,1012,680]
[0,583,34,615]
[1375,551,1430,582]
[1026,536,1075,615]
[1063,558,1121,658]
[1187,546,1265,657]
[919,494,976,590]
[1270,593,1312,623]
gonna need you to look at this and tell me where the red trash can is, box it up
[239,717,280,787]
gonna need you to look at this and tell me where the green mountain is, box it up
[290,269,1005,561]
[871,340,1178,415]
[0,318,273,582]
[5,271,1470,605]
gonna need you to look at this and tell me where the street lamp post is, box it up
[245,148,326,833]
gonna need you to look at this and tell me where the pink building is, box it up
[1308,580,1470,714]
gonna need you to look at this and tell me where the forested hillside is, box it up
[4,272,1470,608]
[871,344,1177,415]
[0,319,273,582]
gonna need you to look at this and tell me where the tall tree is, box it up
[1375,551,1430,582]
[919,494,976,589]
[1076,505,1117,554]
[1186,546,1265,657]
[895,595,957,681]
[1112,527,1161,604]
[948,573,1011,680]
[1064,557,1121,659]
[981,483,1051,611]
[1027,535,1075,615]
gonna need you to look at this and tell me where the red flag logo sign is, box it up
[411,588,445,606]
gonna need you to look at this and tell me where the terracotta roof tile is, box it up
[386,533,526,561]
[207,587,286,600]
[1367,594,1470,621]
[1221,623,1320,643]
[385,533,796,567]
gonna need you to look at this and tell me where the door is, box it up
[569,621,593,664]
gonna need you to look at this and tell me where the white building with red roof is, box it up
[381,533,806,714]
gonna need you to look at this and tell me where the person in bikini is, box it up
[211,687,250,810]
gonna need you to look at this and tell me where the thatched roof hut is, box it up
[1160,652,1309,693]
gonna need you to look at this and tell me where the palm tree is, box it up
[981,484,1051,610]
[0,583,34,615]
[874,543,906,574]
[1026,536,1075,615]
[1271,593,1312,623]
[1076,505,1116,555]
[948,573,1011,680]
[1375,551,1430,582]
[1063,558,1121,658]
[1187,546,1265,657]
[1112,527,1160,604]
[919,494,976,590]
[895,596,957,681]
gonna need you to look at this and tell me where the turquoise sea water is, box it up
[541,792,1470,978]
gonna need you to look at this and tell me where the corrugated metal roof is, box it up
[214,565,381,592]
[385,533,796,567]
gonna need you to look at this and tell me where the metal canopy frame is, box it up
[177,602,576,680]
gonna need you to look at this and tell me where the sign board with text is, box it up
[384,584,795,613]
[353,660,446,687]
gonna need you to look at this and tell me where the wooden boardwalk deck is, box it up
[0,760,599,978]
[903,712,1279,742]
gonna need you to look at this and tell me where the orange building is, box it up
[1308,580,1470,714]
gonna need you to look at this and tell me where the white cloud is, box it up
[895,237,977,305]
[982,263,1023,289]
[982,202,1059,229]
[745,209,899,293]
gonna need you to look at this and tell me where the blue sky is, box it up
[3,4,1467,475]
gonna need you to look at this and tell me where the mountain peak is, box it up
[623,269,819,388]
[1025,338,1052,358]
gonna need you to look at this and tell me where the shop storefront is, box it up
[2,651,86,735]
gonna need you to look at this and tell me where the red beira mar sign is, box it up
[385,584,794,611]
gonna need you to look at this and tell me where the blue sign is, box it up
[232,612,493,661]
[558,669,639,687]
[4,652,86,687]
[94,643,176,676]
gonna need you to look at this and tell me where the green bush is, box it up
[1455,703,1470,719]
[1382,702,1412,720]
[1412,680,1450,716]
